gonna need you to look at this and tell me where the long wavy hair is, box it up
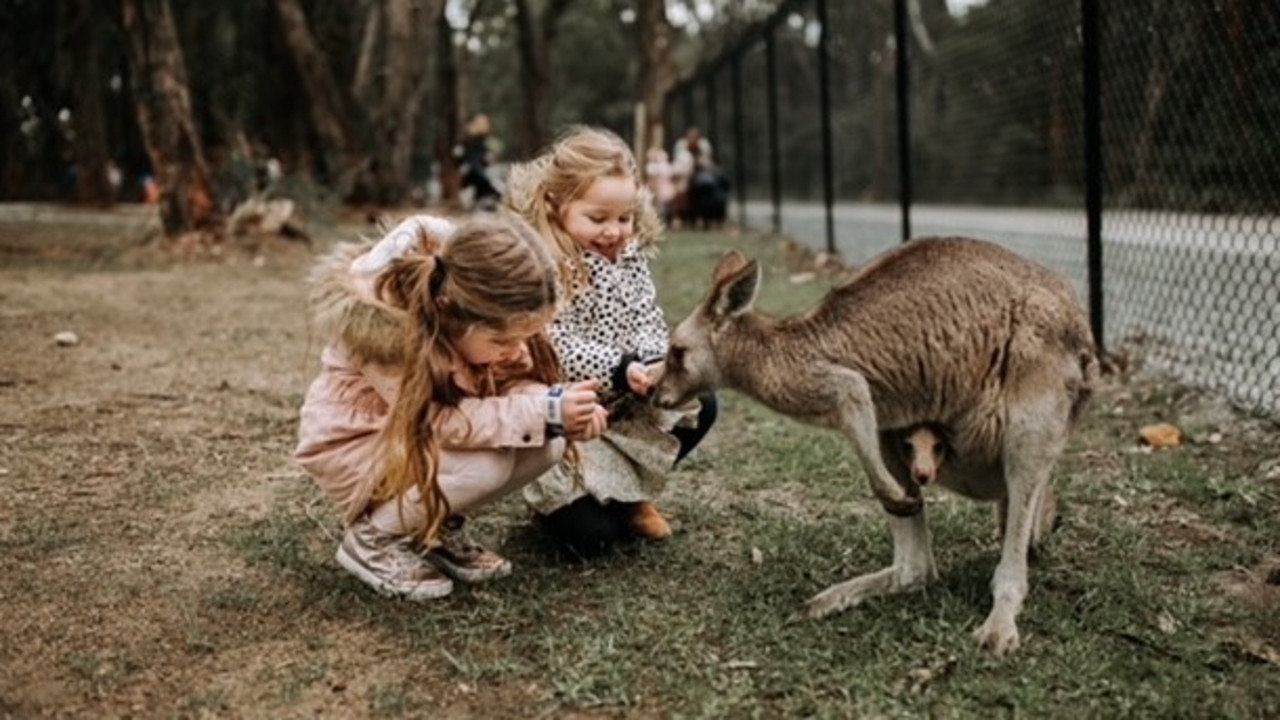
[371,213,563,546]
[504,125,663,300]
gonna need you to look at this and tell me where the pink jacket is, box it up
[294,239,552,524]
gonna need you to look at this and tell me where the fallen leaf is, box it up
[1140,423,1182,448]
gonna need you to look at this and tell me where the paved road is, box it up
[740,200,1280,419]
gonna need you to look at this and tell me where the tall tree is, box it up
[435,6,463,202]
[512,0,575,156]
[635,0,678,157]
[366,0,442,204]
[69,0,115,206]
[122,0,218,236]
[272,0,369,201]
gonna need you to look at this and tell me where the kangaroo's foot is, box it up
[798,563,933,620]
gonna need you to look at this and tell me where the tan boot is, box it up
[628,501,673,540]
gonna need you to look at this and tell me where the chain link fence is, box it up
[667,0,1280,421]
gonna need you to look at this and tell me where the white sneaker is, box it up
[336,518,453,601]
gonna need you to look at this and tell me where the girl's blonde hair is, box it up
[504,125,663,299]
[372,213,563,546]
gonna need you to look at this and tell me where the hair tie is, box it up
[429,256,448,296]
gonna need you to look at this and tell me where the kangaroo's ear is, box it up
[706,254,760,319]
[712,250,749,284]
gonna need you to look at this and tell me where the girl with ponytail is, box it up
[296,213,607,601]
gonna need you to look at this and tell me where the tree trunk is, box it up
[635,0,677,157]
[512,0,573,157]
[1047,2,1071,192]
[272,0,368,201]
[351,2,381,103]
[121,0,218,236]
[1131,0,1171,206]
[368,0,439,204]
[435,6,462,202]
[69,0,115,206]
[869,0,891,201]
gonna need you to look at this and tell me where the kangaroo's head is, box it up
[653,250,760,409]
[901,425,949,486]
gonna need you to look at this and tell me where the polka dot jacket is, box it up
[549,241,669,395]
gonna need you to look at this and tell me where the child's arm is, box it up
[433,381,606,448]
[628,263,670,363]
[549,263,670,397]
[432,385,553,449]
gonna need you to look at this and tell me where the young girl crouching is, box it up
[295,214,607,601]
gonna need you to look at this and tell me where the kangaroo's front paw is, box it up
[974,613,1021,655]
[880,492,924,517]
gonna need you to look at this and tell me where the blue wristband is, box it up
[545,385,566,434]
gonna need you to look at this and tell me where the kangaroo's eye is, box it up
[669,346,685,367]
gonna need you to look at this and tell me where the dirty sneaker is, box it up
[427,516,512,583]
[336,517,454,601]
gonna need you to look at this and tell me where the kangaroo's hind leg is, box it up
[976,388,1072,655]
[802,510,939,619]
[997,483,1059,553]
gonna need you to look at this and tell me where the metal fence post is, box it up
[893,0,912,242]
[1083,0,1105,354]
[816,0,836,255]
[731,55,747,230]
[765,27,782,234]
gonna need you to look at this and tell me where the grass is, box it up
[227,228,1280,718]
[9,210,1273,718]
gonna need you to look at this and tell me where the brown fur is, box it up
[308,240,407,365]
[654,236,1099,654]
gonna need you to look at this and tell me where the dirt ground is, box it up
[0,205,460,718]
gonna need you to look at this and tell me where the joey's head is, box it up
[653,250,761,409]
[901,425,948,486]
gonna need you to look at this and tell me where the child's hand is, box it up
[625,361,663,397]
[561,380,607,440]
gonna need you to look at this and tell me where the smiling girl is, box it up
[505,126,718,558]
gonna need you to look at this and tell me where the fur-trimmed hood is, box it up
[307,239,408,365]
[307,215,457,365]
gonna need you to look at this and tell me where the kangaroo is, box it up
[887,424,949,487]
[652,236,1098,654]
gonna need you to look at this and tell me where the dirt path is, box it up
[0,208,448,717]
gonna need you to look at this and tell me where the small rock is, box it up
[1206,432,1223,445]
[750,547,764,566]
[54,331,79,347]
